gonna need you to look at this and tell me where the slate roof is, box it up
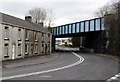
[0,12,50,33]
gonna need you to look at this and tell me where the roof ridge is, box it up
[1,12,50,33]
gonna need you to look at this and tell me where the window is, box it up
[95,19,100,31]
[64,26,66,34]
[56,27,59,35]
[76,23,80,33]
[54,28,57,35]
[62,26,65,34]
[4,26,9,40]
[18,29,21,41]
[65,25,68,34]
[35,44,38,53]
[35,32,38,41]
[18,44,21,56]
[59,27,61,35]
[25,30,29,40]
[4,44,9,58]
[72,24,76,33]
[53,28,56,35]
[68,24,72,34]
[80,22,84,32]
[25,44,28,54]
[90,20,94,31]
[85,21,89,32]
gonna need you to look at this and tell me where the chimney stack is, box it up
[25,16,32,22]
[38,22,44,27]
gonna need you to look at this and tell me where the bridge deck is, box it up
[52,17,104,36]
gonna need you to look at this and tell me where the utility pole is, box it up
[117,1,120,56]
[79,37,83,51]
[80,37,82,47]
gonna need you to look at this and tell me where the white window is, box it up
[25,30,29,40]
[4,26,9,40]
[25,44,28,54]
[18,29,21,40]
[4,44,9,57]
[18,44,21,56]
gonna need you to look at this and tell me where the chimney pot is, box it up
[25,16,32,22]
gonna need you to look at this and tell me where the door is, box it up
[12,44,15,59]
[31,44,33,55]
[45,44,47,54]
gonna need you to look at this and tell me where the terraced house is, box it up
[0,12,52,61]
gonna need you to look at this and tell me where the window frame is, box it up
[18,44,21,56]
[25,30,29,41]
[85,21,89,32]
[18,29,21,41]
[4,44,9,58]
[4,26,9,40]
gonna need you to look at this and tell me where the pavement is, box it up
[2,52,58,68]
[96,53,119,63]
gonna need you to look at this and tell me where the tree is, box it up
[29,8,47,24]
[46,9,55,27]
[46,9,55,32]
[95,0,119,18]
[28,7,54,27]
[95,0,120,56]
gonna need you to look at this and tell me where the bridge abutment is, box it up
[85,31,104,53]
[52,35,56,52]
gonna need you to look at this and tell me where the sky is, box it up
[0,0,110,27]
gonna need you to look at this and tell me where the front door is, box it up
[12,44,15,59]
[31,44,33,55]
[45,44,47,54]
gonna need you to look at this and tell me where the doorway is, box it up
[12,44,15,59]
[45,44,47,54]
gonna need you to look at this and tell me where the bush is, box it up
[64,44,73,47]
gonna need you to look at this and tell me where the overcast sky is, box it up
[0,0,110,27]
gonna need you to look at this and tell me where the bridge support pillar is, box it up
[52,35,56,52]
[85,32,104,53]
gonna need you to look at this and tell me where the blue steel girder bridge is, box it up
[52,17,105,53]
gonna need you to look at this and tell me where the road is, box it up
[2,47,119,80]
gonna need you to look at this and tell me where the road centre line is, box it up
[1,52,84,80]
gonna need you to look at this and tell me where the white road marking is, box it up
[1,51,84,80]
[106,73,120,81]
[40,75,52,78]
[115,74,120,78]
[111,77,117,80]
